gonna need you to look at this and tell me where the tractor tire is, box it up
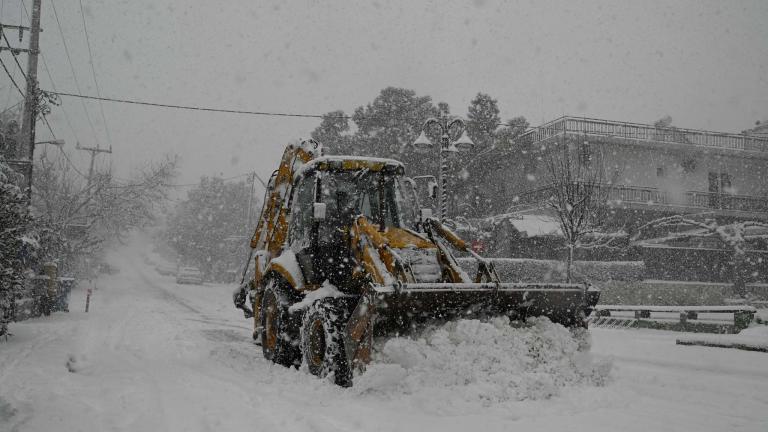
[260,280,301,368]
[300,298,354,387]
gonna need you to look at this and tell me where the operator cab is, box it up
[287,157,416,286]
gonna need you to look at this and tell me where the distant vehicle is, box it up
[176,267,203,285]
[98,262,119,275]
[156,264,177,276]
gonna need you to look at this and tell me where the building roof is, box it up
[521,116,768,155]
[481,213,563,237]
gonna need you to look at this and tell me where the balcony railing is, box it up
[518,184,768,213]
[520,116,768,153]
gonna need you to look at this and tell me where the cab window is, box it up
[288,173,316,248]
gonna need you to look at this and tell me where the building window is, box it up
[708,172,732,193]
[720,172,732,193]
[579,142,591,164]
[708,172,733,208]
[656,167,665,177]
[681,158,696,173]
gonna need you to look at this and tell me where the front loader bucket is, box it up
[371,282,599,333]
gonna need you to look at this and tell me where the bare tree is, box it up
[633,215,768,297]
[543,142,623,282]
[32,152,178,273]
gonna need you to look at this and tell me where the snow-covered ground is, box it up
[1,238,767,432]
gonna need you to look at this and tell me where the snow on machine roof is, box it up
[296,155,405,178]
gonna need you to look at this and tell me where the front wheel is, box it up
[260,281,301,367]
[300,298,354,387]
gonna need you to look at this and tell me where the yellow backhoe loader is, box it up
[234,139,599,386]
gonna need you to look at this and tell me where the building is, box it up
[514,116,768,224]
[496,116,768,283]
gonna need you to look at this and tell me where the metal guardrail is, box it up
[589,304,756,331]
[521,116,768,153]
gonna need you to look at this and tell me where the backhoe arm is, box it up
[424,218,501,284]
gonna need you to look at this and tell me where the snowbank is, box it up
[355,317,611,409]
[677,325,768,352]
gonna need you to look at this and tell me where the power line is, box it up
[49,90,336,119]
[0,99,21,115]
[41,90,541,130]
[56,144,88,179]
[40,114,55,138]
[19,0,82,145]
[48,0,101,147]
[1,29,27,80]
[0,55,23,96]
[77,0,112,146]
[41,54,82,142]
[44,89,766,141]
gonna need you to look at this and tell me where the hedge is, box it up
[457,258,645,283]
[597,281,768,305]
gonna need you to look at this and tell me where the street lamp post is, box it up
[412,117,474,223]
[9,139,66,201]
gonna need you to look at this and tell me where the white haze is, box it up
[1,0,767,185]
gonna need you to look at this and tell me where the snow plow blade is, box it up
[371,282,600,330]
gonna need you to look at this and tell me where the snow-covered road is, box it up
[1,240,767,432]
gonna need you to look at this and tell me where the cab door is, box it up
[287,173,317,284]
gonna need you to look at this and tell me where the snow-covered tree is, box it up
[31,153,178,276]
[543,144,623,281]
[0,108,21,159]
[462,113,530,216]
[0,157,34,336]
[165,176,259,281]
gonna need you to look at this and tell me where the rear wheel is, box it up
[260,280,301,367]
[300,298,354,387]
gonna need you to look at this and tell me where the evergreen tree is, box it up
[466,93,501,149]
[310,110,353,154]
[352,87,442,163]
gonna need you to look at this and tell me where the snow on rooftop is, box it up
[506,214,563,237]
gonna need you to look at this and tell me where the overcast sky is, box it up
[2,0,767,187]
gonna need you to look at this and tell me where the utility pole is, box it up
[18,0,42,201]
[76,143,112,186]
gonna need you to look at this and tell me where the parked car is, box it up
[176,267,203,285]
[156,264,177,276]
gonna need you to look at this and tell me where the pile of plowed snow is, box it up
[355,316,611,405]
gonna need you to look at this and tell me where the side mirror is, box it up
[419,208,433,222]
[313,202,327,221]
